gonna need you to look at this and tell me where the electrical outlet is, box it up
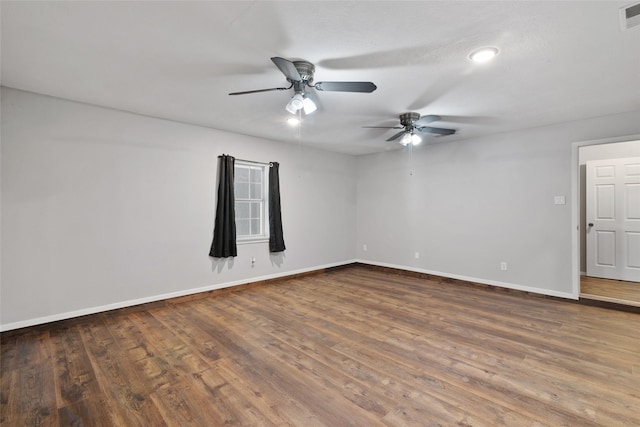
[415,252,420,259]
[500,262,507,271]
[363,244,368,251]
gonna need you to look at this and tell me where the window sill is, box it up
[237,237,269,245]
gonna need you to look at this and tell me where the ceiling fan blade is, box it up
[386,131,406,142]
[228,86,291,95]
[415,115,442,125]
[271,57,302,81]
[314,81,377,93]
[416,126,456,136]
[362,126,403,129]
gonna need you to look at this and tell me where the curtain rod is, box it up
[218,155,273,166]
[237,158,272,166]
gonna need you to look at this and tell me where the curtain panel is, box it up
[210,155,237,258]
[269,162,286,252]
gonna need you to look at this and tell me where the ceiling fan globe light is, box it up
[411,134,421,145]
[285,93,304,114]
[291,93,304,108]
[285,103,298,114]
[400,133,412,145]
[302,96,317,114]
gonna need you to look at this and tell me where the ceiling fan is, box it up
[364,112,456,145]
[229,57,377,115]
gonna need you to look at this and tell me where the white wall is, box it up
[3,86,639,330]
[356,111,640,298]
[578,140,640,273]
[0,88,357,330]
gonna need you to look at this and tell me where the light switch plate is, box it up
[554,196,566,205]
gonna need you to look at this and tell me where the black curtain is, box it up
[210,155,237,258]
[269,162,286,252]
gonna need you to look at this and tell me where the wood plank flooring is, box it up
[581,275,640,307]
[2,265,639,426]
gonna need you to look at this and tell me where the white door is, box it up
[586,157,640,282]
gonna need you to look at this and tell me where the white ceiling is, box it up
[2,1,639,155]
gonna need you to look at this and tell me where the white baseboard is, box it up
[0,259,357,332]
[355,259,578,300]
[2,259,578,332]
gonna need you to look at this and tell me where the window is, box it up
[234,161,269,242]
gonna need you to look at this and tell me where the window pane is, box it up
[250,183,262,199]
[236,219,250,236]
[250,168,262,184]
[234,162,268,240]
[250,219,261,235]
[250,202,261,219]
[235,201,249,219]
[235,182,249,199]
[235,166,249,183]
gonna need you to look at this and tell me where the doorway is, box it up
[575,138,640,306]
[585,157,640,281]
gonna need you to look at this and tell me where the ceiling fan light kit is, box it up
[285,92,317,115]
[399,132,422,146]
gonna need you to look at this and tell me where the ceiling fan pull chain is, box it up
[297,109,303,164]
[409,142,414,176]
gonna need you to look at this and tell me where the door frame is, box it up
[571,133,640,298]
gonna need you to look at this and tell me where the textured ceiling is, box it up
[2,1,639,155]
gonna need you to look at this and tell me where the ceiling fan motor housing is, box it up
[292,60,315,84]
[399,112,421,126]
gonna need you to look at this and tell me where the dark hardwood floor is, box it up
[2,265,639,426]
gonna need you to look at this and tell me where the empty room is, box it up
[1,1,640,426]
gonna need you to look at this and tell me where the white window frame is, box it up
[234,160,269,243]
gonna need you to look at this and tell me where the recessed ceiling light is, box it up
[287,117,300,126]
[469,47,499,63]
